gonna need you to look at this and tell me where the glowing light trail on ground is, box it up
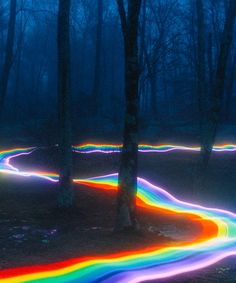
[73,143,236,153]
[0,145,236,282]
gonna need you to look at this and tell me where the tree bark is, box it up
[0,0,17,116]
[195,0,209,173]
[57,0,73,208]
[224,50,236,121]
[13,11,27,122]
[207,32,213,95]
[143,42,158,119]
[138,0,146,117]
[149,63,158,119]
[115,0,142,231]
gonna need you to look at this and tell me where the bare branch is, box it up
[116,0,127,40]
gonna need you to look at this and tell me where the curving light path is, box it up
[0,145,236,282]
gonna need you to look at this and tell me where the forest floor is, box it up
[0,147,236,282]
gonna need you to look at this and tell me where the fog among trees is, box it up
[0,0,235,146]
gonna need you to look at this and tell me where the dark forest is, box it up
[0,0,236,282]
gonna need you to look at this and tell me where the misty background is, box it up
[1,0,235,145]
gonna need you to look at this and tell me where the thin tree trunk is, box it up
[115,0,142,231]
[162,57,170,120]
[138,0,146,117]
[13,9,26,122]
[195,0,209,177]
[13,42,22,122]
[207,32,213,95]
[224,51,236,121]
[0,0,17,116]
[57,0,73,208]
[196,0,206,131]
[92,0,103,114]
[143,43,158,119]
[149,65,158,119]
[79,30,88,94]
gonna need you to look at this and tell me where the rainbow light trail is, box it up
[0,145,236,282]
[73,143,236,153]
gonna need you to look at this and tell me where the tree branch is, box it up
[116,0,127,40]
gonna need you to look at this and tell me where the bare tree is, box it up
[200,0,236,171]
[0,0,17,115]
[115,0,142,231]
[140,0,179,120]
[57,0,73,208]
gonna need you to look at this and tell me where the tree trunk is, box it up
[224,50,236,122]
[115,0,142,231]
[143,42,158,119]
[92,0,103,114]
[207,32,213,95]
[149,64,158,119]
[195,0,209,177]
[13,11,27,122]
[0,0,17,116]
[138,0,146,117]
[57,0,73,208]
